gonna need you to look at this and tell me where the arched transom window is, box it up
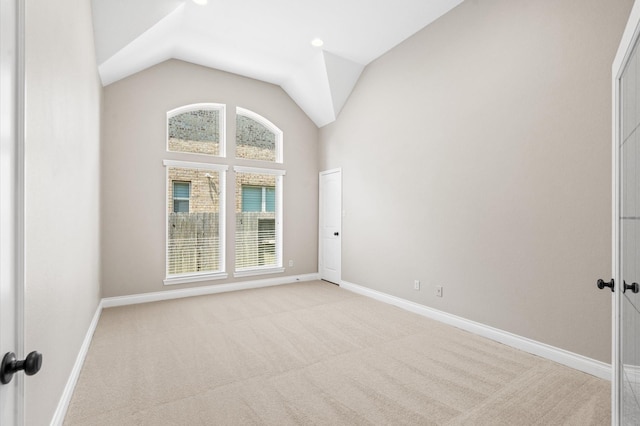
[167,103,225,157]
[236,107,282,163]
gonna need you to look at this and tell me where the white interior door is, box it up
[613,3,640,425]
[0,0,23,424]
[319,169,341,284]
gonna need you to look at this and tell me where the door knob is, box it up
[334,232,339,236]
[624,281,639,294]
[0,351,42,385]
[597,278,614,292]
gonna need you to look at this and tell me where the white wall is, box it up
[24,0,102,423]
[101,60,319,297]
[320,0,633,363]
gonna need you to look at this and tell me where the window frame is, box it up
[236,107,283,163]
[163,160,229,285]
[233,165,285,277]
[167,103,226,157]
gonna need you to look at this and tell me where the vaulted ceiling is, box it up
[91,0,464,127]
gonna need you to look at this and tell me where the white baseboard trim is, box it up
[50,301,103,426]
[102,273,321,308]
[340,280,612,381]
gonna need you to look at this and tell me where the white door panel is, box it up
[612,3,640,424]
[319,169,341,284]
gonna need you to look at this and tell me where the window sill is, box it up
[164,272,228,286]
[233,267,285,278]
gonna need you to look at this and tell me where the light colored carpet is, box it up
[64,281,610,425]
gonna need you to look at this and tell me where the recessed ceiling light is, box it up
[311,38,324,47]
[192,0,208,5]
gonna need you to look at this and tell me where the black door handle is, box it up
[0,351,42,385]
[334,232,339,236]
[624,281,639,294]
[597,278,614,292]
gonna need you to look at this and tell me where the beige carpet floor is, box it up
[64,281,610,425]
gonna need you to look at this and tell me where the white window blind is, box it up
[235,169,283,271]
[166,164,226,277]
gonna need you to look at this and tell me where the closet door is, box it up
[319,169,342,284]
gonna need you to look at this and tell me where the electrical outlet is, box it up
[414,280,420,291]
[436,286,443,297]
[288,260,294,267]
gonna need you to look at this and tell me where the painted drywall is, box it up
[24,0,102,423]
[101,59,319,297]
[320,0,632,363]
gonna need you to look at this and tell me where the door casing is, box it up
[0,0,25,424]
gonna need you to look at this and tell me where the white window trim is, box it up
[236,107,283,163]
[164,160,229,172]
[234,167,284,274]
[164,272,229,286]
[167,103,226,157]
[163,106,286,283]
[233,165,286,176]
[233,267,285,278]
[164,160,228,283]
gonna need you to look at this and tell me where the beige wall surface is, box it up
[320,0,633,363]
[101,60,319,297]
[24,0,102,423]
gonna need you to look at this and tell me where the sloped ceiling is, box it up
[91,0,464,127]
